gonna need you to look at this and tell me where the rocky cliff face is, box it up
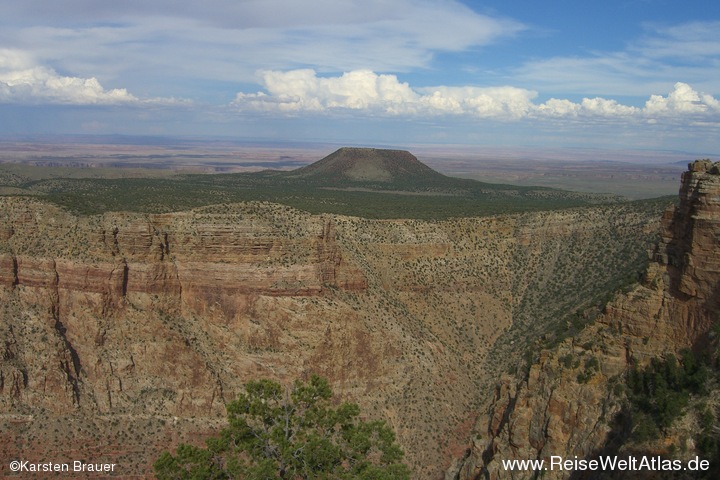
[450,160,720,480]
[0,195,664,478]
[0,201,366,413]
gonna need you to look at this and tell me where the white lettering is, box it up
[74,461,116,472]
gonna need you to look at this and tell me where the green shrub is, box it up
[154,375,411,479]
[626,350,709,440]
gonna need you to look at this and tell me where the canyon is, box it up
[0,199,664,477]
[450,160,720,479]
[0,149,686,478]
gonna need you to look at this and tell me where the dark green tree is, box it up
[154,375,411,479]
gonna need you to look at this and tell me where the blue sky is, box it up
[1,0,719,156]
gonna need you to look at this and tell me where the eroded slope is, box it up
[451,160,720,480]
[0,196,666,478]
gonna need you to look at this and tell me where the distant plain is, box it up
[0,137,687,201]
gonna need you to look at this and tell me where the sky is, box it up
[1,0,720,157]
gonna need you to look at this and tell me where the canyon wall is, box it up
[0,196,664,478]
[450,160,720,480]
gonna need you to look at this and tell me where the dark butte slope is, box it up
[288,147,446,185]
[280,147,597,197]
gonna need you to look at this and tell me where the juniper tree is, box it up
[154,375,410,479]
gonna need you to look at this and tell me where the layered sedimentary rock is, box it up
[0,195,664,478]
[451,160,720,480]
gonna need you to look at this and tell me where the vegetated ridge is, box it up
[1,147,622,218]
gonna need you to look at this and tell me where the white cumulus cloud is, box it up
[233,69,720,125]
[644,82,720,115]
[534,98,581,117]
[0,49,185,106]
[580,97,639,117]
[234,70,419,114]
[233,70,538,118]
[418,86,536,118]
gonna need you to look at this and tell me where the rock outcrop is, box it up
[450,160,720,480]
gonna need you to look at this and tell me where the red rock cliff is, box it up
[0,195,664,478]
[450,160,720,480]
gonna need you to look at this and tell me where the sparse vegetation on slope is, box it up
[485,196,673,379]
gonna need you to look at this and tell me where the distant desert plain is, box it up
[0,135,686,200]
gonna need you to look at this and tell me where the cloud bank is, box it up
[4,42,716,130]
[233,69,720,123]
